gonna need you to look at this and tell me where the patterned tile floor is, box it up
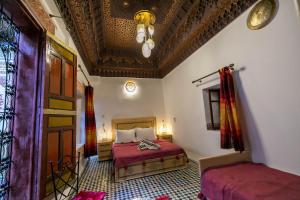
[79,156,200,200]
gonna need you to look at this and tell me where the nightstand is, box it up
[157,134,172,142]
[97,140,113,161]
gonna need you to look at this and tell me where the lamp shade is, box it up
[148,24,154,35]
[136,32,145,43]
[137,24,145,34]
[142,42,151,58]
[146,38,155,49]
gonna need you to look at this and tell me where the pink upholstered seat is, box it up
[72,191,106,200]
[155,195,170,200]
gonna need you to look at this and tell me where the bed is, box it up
[198,152,300,200]
[111,117,187,182]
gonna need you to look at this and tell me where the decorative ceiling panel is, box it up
[110,0,173,23]
[67,0,102,65]
[102,0,183,55]
[54,0,257,78]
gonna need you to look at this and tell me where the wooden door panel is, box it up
[62,130,73,163]
[49,98,73,110]
[49,55,62,95]
[48,116,73,127]
[64,63,74,97]
[50,40,74,63]
[47,131,59,176]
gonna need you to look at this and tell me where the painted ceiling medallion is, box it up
[247,0,276,30]
[134,10,156,58]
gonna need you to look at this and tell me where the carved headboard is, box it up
[111,117,156,141]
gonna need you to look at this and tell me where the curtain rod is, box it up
[78,64,90,86]
[192,64,234,84]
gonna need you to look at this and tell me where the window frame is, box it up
[207,89,220,130]
[0,7,20,198]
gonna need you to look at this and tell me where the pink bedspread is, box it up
[201,162,300,200]
[112,140,185,168]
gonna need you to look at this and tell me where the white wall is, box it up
[76,98,85,144]
[162,0,300,175]
[92,77,166,140]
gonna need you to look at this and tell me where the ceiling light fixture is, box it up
[134,10,156,58]
[124,80,138,97]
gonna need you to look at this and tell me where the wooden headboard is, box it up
[199,151,252,174]
[111,117,156,141]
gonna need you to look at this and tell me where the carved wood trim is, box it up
[53,0,258,78]
[92,67,160,79]
[158,0,258,77]
[21,0,55,33]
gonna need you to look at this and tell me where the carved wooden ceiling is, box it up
[54,0,257,78]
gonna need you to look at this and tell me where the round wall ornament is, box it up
[124,80,137,93]
[247,0,277,30]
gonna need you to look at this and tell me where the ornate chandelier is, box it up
[134,10,156,58]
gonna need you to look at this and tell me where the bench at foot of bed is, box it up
[114,153,187,182]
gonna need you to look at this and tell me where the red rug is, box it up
[155,195,170,200]
[72,191,106,200]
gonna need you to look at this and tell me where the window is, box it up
[0,9,19,198]
[203,86,220,130]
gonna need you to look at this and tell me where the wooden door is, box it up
[41,33,77,197]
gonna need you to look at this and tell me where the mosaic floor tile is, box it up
[79,157,200,200]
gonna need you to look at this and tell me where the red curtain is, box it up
[84,86,97,157]
[219,67,244,152]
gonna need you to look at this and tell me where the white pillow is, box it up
[136,127,156,141]
[115,129,136,143]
